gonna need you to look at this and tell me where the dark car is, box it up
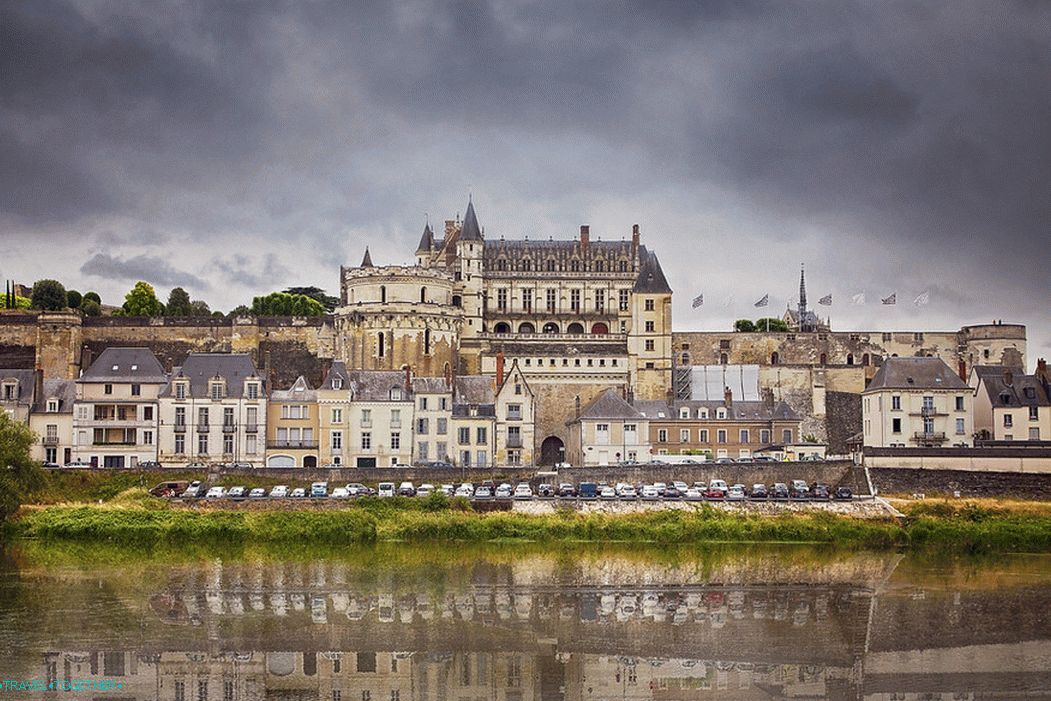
[578,482,599,500]
[811,483,831,500]
[557,483,577,497]
[834,486,853,500]
[664,486,681,499]
[425,461,453,469]
[750,484,769,500]
[771,483,790,500]
[139,460,162,469]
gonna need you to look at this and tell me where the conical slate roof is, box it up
[415,223,434,253]
[633,245,672,294]
[459,200,483,241]
[360,247,374,267]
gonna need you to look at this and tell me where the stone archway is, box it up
[303,455,317,468]
[518,322,535,333]
[539,436,566,466]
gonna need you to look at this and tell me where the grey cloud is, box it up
[80,253,208,291]
[208,254,292,291]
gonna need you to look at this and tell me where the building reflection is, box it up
[24,557,1051,700]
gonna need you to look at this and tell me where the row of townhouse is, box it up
[3,347,536,468]
[861,356,1051,448]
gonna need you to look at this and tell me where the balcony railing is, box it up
[197,425,209,433]
[174,423,186,433]
[42,436,59,446]
[222,424,237,433]
[506,436,523,448]
[93,440,136,446]
[267,440,319,449]
[244,423,258,433]
[912,431,946,442]
[911,407,947,417]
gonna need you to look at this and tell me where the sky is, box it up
[2,1,1049,363]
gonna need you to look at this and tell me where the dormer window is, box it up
[246,382,259,400]
[1000,392,1011,405]
[174,382,187,400]
[46,399,59,413]
[679,408,689,419]
[1,381,16,401]
[210,380,225,400]
[716,408,727,420]
[699,408,709,419]
[390,387,402,401]
[332,378,343,390]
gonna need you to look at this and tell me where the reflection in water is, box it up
[2,546,1050,700]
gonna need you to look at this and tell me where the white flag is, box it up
[851,293,865,305]
[818,293,832,306]
[882,292,896,305]
[754,293,769,308]
[913,291,930,306]
[692,293,704,308]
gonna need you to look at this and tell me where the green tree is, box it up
[0,412,45,522]
[251,292,325,316]
[80,299,102,316]
[121,281,163,317]
[733,319,756,332]
[227,304,252,318]
[30,279,68,311]
[83,291,101,305]
[190,300,211,316]
[66,290,82,309]
[283,286,339,312]
[755,317,790,332]
[2,293,31,309]
[165,287,193,316]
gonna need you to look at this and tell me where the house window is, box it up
[198,407,209,425]
[680,429,689,443]
[361,432,371,450]
[507,449,521,466]
[417,442,428,460]
[436,418,447,434]
[1004,414,1013,427]
[389,432,400,450]
[594,289,604,312]
[657,429,667,442]
[596,423,610,445]
[645,340,655,352]
[332,408,342,423]
[514,383,522,395]
[223,433,234,454]
[922,396,934,411]
[645,321,655,333]
[892,396,901,411]
[247,382,259,399]
[547,289,557,312]
[246,434,256,454]
[197,434,208,454]
[699,429,708,442]
[892,418,902,434]
[211,383,223,400]
[619,290,629,311]
[570,289,581,312]
[419,397,428,410]
[458,427,471,445]
[104,384,113,395]
[378,332,385,357]
[717,429,727,444]
[175,433,185,454]
[1030,427,1041,440]
[740,429,749,443]
[956,418,966,435]
[1030,406,1039,421]
[131,384,141,396]
[955,396,965,412]
[361,408,372,427]
[507,404,522,420]
[333,378,343,389]
[390,408,400,426]
[477,426,487,444]
[644,299,655,311]
[716,408,726,419]
[331,431,342,450]
[782,429,793,443]
[144,430,153,445]
[522,288,532,312]
[497,288,508,310]
[417,418,429,434]
[143,406,153,420]
[760,429,770,444]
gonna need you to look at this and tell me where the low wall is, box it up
[869,467,1051,500]
[864,447,1051,474]
[212,465,537,485]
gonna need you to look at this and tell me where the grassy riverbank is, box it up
[8,491,1051,552]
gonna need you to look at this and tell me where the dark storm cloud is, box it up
[2,0,1049,355]
[81,253,207,290]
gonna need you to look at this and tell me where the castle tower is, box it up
[456,199,485,345]
[626,237,673,400]
[797,264,813,333]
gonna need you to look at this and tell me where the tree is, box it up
[251,292,325,316]
[283,286,339,312]
[166,287,193,316]
[83,291,101,305]
[120,281,163,317]
[190,300,211,316]
[733,319,756,332]
[30,279,68,311]
[227,304,252,318]
[0,412,45,522]
[2,293,31,309]
[80,299,102,316]
[755,317,790,332]
[66,290,82,309]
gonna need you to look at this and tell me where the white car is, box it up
[495,483,513,499]
[249,487,267,499]
[684,487,704,501]
[440,484,455,496]
[641,485,660,500]
[290,487,307,498]
[514,484,533,499]
[227,486,246,499]
[182,480,203,497]
[709,479,728,494]
[377,482,396,498]
[618,485,638,499]
[416,483,435,497]
[599,486,617,499]
[205,486,225,498]
[331,487,350,499]
[672,481,689,493]
[653,482,668,495]
[727,485,746,501]
[455,483,474,498]
[269,485,289,498]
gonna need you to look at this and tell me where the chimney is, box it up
[631,224,640,252]
[1003,368,1014,386]
[321,359,331,386]
[495,351,505,388]
[405,365,412,394]
[958,360,967,382]
[1037,358,1048,382]
[580,225,590,249]
[574,395,581,418]
[445,219,457,239]
[444,361,452,388]
[626,387,634,405]
[34,367,43,402]
[80,346,94,375]
[263,350,272,390]
[724,386,733,407]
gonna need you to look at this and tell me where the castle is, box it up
[0,200,1027,459]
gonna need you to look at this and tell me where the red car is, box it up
[705,487,726,500]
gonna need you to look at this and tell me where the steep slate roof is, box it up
[412,377,451,394]
[346,370,410,402]
[161,353,260,398]
[454,375,495,405]
[415,223,434,253]
[0,369,36,404]
[865,356,968,392]
[321,361,350,390]
[633,245,672,294]
[459,200,483,241]
[577,388,642,420]
[634,399,798,421]
[270,375,316,401]
[974,366,1050,408]
[80,347,167,384]
[360,247,374,267]
[32,378,75,413]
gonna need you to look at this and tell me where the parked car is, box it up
[801,454,825,462]
[346,483,372,496]
[653,482,667,496]
[834,486,853,500]
[708,479,728,495]
[474,486,492,498]
[811,483,831,500]
[714,457,735,464]
[331,487,350,499]
[229,462,253,469]
[754,455,776,463]
[424,461,453,469]
[727,485,746,501]
[64,460,90,468]
[398,481,416,497]
[416,483,434,497]
[599,486,617,500]
[455,483,474,498]
[672,481,689,493]
[790,480,810,499]
[537,483,555,497]
[495,483,513,499]
[514,483,533,499]
[227,486,246,499]
[750,484,769,500]
[692,481,708,492]
[736,457,754,464]
[182,480,203,498]
[205,486,226,498]
[640,485,661,500]
[290,487,307,498]
[186,461,208,470]
[618,484,638,499]
[249,487,267,499]
[269,485,289,498]
[705,485,726,500]
[771,483,790,500]
[664,486,681,499]
[683,487,704,501]
[578,482,599,500]
[557,483,577,497]
[440,484,455,496]
[139,460,162,469]
[377,482,396,498]
[310,481,329,498]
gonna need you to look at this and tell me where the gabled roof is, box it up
[416,223,434,253]
[975,367,1050,408]
[412,377,450,394]
[633,245,672,294]
[321,361,350,390]
[32,379,75,413]
[0,369,36,404]
[160,353,261,398]
[347,370,410,402]
[454,375,495,405]
[80,348,167,384]
[270,375,316,401]
[459,200,483,241]
[360,247,374,267]
[576,388,642,420]
[865,356,968,392]
[497,359,533,397]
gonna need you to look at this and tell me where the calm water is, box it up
[1,543,1050,700]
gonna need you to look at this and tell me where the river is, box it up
[1,543,1049,699]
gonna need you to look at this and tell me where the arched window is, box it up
[594,260,604,272]
[543,322,559,334]
[424,328,431,355]
[771,352,779,365]
[380,285,386,303]
[378,332,385,358]
[567,322,584,334]
[494,322,511,334]
[592,322,609,335]
[720,353,728,365]
[518,322,535,333]
[862,353,870,366]
[420,287,427,303]
[820,353,827,365]
[846,353,854,366]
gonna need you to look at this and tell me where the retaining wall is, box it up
[869,467,1051,500]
